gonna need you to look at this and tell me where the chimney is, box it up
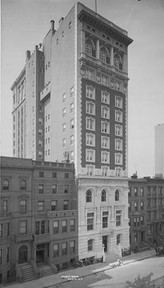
[26,50,31,60]
[50,20,55,35]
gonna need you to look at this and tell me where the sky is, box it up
[1,0,164,177]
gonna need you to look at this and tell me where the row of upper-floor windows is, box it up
[129,216,145,227]
[86,85,123,108]
[13,80,25,106]
[85,38,123,70]
[86,165,123,177]
[147,210,164,221]
[129,186,164,197]
[1,198,72,214]
[35,218,76,235]
[86,102,123,122]
[87,210,122,230]
[86,118,123,136]
[0,223,10,238]
[86,136,123,150]
[86,150,123,165]
[86,189,121,203]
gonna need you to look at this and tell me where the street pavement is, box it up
[5,248,162,288]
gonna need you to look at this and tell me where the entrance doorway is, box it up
[18,245,28,264]
[36,250,44,264]
[141,231,144,242]
[102,236,108,252]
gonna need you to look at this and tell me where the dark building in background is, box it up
[128,174,164,251]
[0,156,77,284]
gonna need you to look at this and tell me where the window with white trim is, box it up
[63,123,66,132]
[101,136,110,148]
[70,240,75,254]
[86,149,95,162]
[101,151,109,164]
[70,119,74,129]
[87,212,94,230]
[88,239,93,251]
[86,69,94,80]
[70,102,74,112]
[115,153,122,165]
[115,110,123,122]
[101,90,110,104]
[86,165,94,176]
[101,121,109,134]
[70,151,74,162]
[102,74,108,86]
[70,87,74,97]
[102,211,108,228]
[116,167,121,177]
[101,106,110,119]
[115,139,123,151]
[86,101,95,115]
[63,93,66,102]
[102,166,108,176]
[116,210,121,226]
[86,133,95,146]
[115,124,123,136]
[86,117,95,131]
[53,243,59,257]
[86,85,95,100]
[63,138,66,148]
[115,96,123,108]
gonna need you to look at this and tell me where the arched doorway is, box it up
[18,245,28,264]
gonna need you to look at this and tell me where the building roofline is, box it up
[10,66,26,90]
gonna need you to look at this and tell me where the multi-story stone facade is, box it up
[0,156,77,284]
[11,3,133,261]
[128,175,164,251]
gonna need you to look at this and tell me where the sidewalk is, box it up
[6,248,156,288]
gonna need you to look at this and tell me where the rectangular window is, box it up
[53,243,59,257]
[6,223,10,237]
[63,123,66,132]
[52,184,57,194]
[87,213,94,230]
[3,200,8,212]
[0,249,2,265]
[86,117,95,131]
[115,96,123,108]
[134,188,138,196]
[41,221,45,234]
[101,90,110,104]
[116,210,121,226]
[39,171,44,178]
[140,188,144,197]
[86,133,95,146]
[102,211,108,228]
[62,220,67,233]
[115,124,123,137]
[62,242,67,255]
[141,201,144,210]
[37,201,44,212]
[63,93,66,102]
[102,166,108,176]
[38,184,44,194]
[101,106,110,119]
[88,239,93,251]
[53,221,59,234]
[86,101,95,115]
[101,136,110,148]
[134,202,138,211]
[101,151,109,164]
[20,200,27,213]
[19,221,27,234]
[70,86,74,96]
[115,139,123,151]
[35,221,40,235]
[115,153,122,165]
[70,135,74,145]
[63,108,66,117]
[70,240,75,254]
[63,138,66,147]
[140,216,144,225]
[51,200,57,211]
[52,172,57,178]
[70,219,75,232]
[115,110,123,122]
[70,102,74,112]
[70,119,74,129]
[86,149,95,162]
[0,224,3,238]
[101,121,109,134]
[64,185,69,193]
[86,165,94,176]
[86,85,95,100]
[63,200,69,210]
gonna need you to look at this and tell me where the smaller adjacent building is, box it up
[0,156,77,284]
[128,174,164,251]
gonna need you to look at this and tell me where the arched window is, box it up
[20,180,26,190]
[100,47,110,64]
[86,190,92,203]
[101,190,106,202]
[18,245,28,264]
[85,38,96,57]
[115,189,119,201]
[114,54,123,70]
[3,179,9,190]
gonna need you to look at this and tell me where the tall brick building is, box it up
[11,3,133,260]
